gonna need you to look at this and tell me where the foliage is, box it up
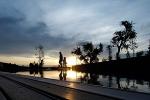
[106,45,112,60]
[111,21,137,59]
[71,42,103,64]
[136,51,144,57]
[147,40,150,56]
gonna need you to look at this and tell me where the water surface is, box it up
[17,70,150,94]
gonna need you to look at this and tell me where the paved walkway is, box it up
[0,72,118,100]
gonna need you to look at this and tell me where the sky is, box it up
[0,0,150,66]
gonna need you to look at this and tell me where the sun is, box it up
[67,56,76,66]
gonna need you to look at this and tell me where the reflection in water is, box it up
[59,70,78,81]
[130,80,138,90]
[108,76,112,87]
[29,69,44,78]
[89,73,100,85]
[67,70,77,79]
[116,76,121,89]
[59,70,63,80]
[85,73,102,85]
[39,70,44,78]
[80,73,89,83]
[17,70,150,93]
[59,69,67,80]
[80,73,103,85]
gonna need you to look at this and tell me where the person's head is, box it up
[64,57,66,60]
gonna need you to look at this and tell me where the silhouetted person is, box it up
[59,52,63,67]
[63,57,67,67]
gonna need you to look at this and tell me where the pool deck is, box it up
[0,72,150,100]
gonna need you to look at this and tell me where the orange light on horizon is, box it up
[67,56,76,66]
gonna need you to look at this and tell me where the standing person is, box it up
[59,52,63,67]
[63,57,67,67]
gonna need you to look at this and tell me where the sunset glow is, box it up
[67,70,77,79]
[67,56,76,66]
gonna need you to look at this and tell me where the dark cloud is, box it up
[0,0,150,65]
[0,17,22,25]
[0,16,74,56]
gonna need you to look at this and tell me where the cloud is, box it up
[0,0,150,65]
[0,15,74,57]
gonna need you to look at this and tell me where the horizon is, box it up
[0,0,150,66]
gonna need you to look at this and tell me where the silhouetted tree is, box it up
[71,42,103,64]
[147,39,150,56]
[136,51,144,57]
[39,59,44,69]
[148,47,150,56]
[124,44,130,58]
[29,62,39,74]
[29,63,34,74]
[102,58,107,62]
[130,39,138,57]
[34,63,39,74]
[112,21,137,59]
[107,45,112,61]
[35,45,44,70]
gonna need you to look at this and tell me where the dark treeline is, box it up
[29,59,44,75]
[72,55,150,81]
[0,62,29,73]
[29,62,39,74]
[28,45,45,76]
